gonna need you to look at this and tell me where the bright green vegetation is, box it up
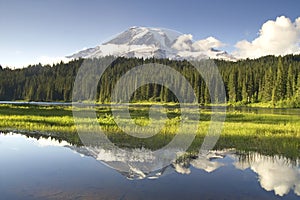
[1,55,300,107]
[0,104,299,159]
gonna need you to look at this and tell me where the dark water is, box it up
[0,101,74,106]
[226,106,300,116]
[0,132,299,200]
[1,101,299,116]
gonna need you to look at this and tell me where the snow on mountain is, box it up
[67,26,236,61]
[68,144,233,180]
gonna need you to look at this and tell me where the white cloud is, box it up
[171,34,225,52]
[3,56,71,69]
[234,153,300,197]
[172,34,193,51]
[36,55,71,66]
[234,16,300,58]
[31,137,71,147]
[192,36,225,51]
[173,163,191,174]
[251,157,300,197]
[190,157,224,173]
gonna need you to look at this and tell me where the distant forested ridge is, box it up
[0,55,300,107]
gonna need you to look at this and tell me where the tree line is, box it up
[0,54,300,107]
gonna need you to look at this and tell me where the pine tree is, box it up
[262,67,274,102]
[242,79,248,103]
[272,57,286,103]
[228,71,237,102]
[294,73,300,106]
[286,64,294,99]
[204,85,210,104]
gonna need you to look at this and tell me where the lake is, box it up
[1,132,299,200]
[1,100,299,116]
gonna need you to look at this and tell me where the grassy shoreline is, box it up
[1,99,300,109]
[0,103,299,159]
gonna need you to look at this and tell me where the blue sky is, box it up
[0,0,299,68]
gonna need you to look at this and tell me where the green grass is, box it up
[228,99,300,108]
[0,104,299,159]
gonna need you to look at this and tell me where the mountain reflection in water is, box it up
[1,132,299,199]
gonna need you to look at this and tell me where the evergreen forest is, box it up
[0,55,300,107]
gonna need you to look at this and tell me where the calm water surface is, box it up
[0,132,299,200]
[1,101,299,116]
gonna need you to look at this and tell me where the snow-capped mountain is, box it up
[68,144,233,180]
[67,26,236,61]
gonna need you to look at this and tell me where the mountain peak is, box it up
[68,27,236,61]
[103,26,179,48]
